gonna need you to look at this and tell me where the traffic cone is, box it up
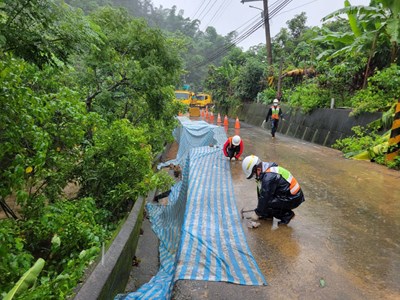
[217,113,222,124]
[201,109,205,118]
[235,117,240,129]
[210,112,214,123]
[205,110,209,120]
[223,115,229,126]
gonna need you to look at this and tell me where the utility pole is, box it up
[277,58,283,99]
[262,0,272,67]
[241,0,273,66]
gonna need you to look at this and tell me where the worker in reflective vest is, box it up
[242,155,305,225]
[223,135,244,161]
[266,99,283,138]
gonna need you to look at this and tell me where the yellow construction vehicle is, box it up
[193,93,213,108]
[174,90,194,106]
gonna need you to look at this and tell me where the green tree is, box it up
[0,56,90,219]
[0,0,100,67]
[320,0,400,87]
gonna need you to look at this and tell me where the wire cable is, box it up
[191,0,208,20]
[195,0,214,21]
[204,0,233,28]
[191,0,294,68]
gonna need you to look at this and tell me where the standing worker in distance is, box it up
[266,99,283,138]
[223,135,244,161]
[241,155,305,225]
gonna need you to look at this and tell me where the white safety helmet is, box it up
[273,99,279,105]
[232,135,241,146]
[242,155,261,179]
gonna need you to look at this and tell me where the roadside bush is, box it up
[1,198,110,299]
[258,87,277,104]
[23,198,109,270]
[17,246,101,299]
[350,64,400,115]
[286,81,330,113]
[332,126,381,155]
[77,119,153,219]
[332,126,395,168]
[0,219,34,296]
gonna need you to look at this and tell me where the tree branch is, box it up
[85,75,128,112]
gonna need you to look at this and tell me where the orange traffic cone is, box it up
[201,109,205,118]
[235,117,240,129]
[217,113,222,124]
[210,112,214,123]
[205,110,209,120]
[223,115,229,126]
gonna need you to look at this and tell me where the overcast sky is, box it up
[151,0,371,49]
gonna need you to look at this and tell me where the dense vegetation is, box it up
[0,0,181,298]
[0,0,399,298]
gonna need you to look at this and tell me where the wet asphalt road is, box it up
[158,118,400,300]
[227,123,400,300]
[172,120,399,300]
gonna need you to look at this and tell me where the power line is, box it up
[191,0,208,20]
[192,0,294,68]
[193,1,287,66]
[195,0,214,21]
[274,0,320,17]
[192,19,265,68]
[198,0,221,24]
[205,0,233,28]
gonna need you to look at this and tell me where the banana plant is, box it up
[4,258,45,300]
[348,99,397,160]
[315,0,399,84]
[348,130,391,160]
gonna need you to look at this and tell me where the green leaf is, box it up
[4,258,45,300]
[345,0,362,37]
[51,234,61,248]
[319,278,326,287]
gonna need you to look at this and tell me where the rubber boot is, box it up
[278,211,295,225]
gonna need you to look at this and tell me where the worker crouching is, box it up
[242,155,305,225]
[223,135,244,161]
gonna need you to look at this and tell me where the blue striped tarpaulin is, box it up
[116,117,266,300]
[174,146,266,285]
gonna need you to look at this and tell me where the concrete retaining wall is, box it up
[72,153,166,300]
[72,192,151,300]
[237,103,383,147]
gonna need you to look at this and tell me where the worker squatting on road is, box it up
[266,99,283,138]
[223,135,244,161]
[242,155,305,225]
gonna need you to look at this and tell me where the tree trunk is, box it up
[363,33,378,89]
[390,41,398,63]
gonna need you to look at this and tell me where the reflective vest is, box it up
[271,106,280,120]
[266,166,300,195]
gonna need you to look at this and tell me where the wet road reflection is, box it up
[230,125,400,299]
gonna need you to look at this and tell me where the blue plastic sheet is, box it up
[117,117,266,300]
